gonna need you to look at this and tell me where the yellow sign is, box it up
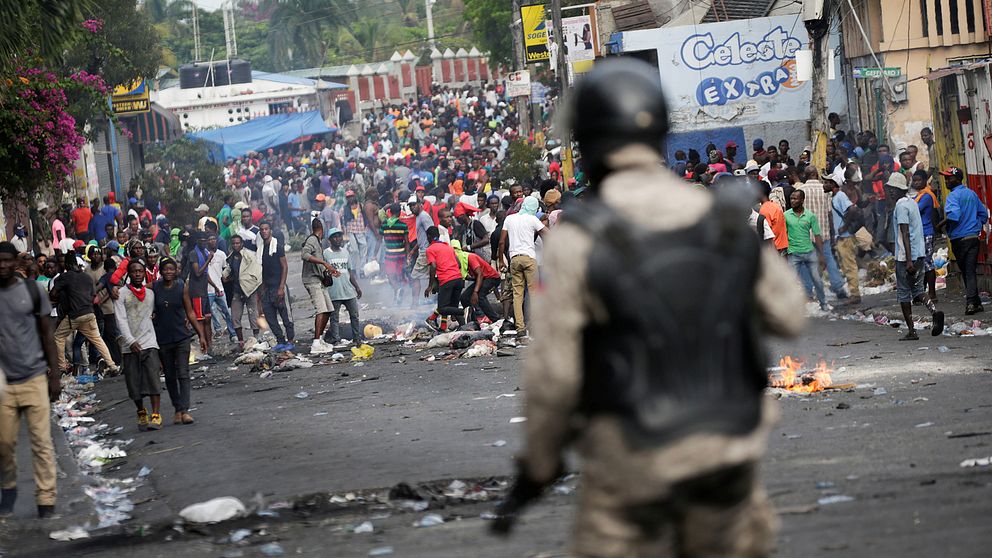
[111,78,150,115]
[521,4,550,63]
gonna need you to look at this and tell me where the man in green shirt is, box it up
[216,195,233,241]
[785,189,828,311]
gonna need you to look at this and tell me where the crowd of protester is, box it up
[2,77,990,518]
[670,116,988,337]
[0,83,577,450]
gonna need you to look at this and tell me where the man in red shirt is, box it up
[423,226,464,332]
[460,250,501,324]
[71,198,93,242]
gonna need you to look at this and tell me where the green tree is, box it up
[132,137,226,229]
[503,139,541,185]
[264,0,355,70]
[65,0,163,89]
[462,0,511,67]
[0,0,86,74]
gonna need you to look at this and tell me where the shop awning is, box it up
[926,60,992,81]
[120,102,181,144]
[189,110,338,162]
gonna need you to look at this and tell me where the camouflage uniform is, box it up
[522,145,807,557]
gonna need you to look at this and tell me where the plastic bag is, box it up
[350,344,375,361]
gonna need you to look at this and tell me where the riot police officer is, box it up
[491,58,807,557]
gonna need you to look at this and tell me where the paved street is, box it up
[3,278,992,558]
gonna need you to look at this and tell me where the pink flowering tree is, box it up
[0,66,113,202]
[0,4,161,203]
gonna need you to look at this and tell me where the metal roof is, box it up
[701,0,774,23]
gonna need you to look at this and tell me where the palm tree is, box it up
[264,0,355,70]
[393,0,418,26]
[350,17,387,62]
[0,0,86,74]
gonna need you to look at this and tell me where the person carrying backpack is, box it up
[0,241,61,518]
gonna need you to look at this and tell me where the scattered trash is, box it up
[259,542,285,556]
[915,422,934,428]
[229,528,252,543]
[331,352,346,362]
[817,495,855,505]
[49,526,90,541]
[815,481,835,489]
[351,344,375,361]
[873,387,887,396]
[488,440,507,447]
[179,496,246,524]
[259,371,273,379]
[959,456,992,468]
[138,466,152,477]
[75,374,99,384]
[368,547,395,556]
[314,411,328,416]
[836,402,851,410]
[364,324,384,338]
[295,391,310,399]
[937,346,950,353]
[509,417,527,423]
[234,351,266,365]
[463,340,498,358]
[414,513,445,527]
[353,521,375,534]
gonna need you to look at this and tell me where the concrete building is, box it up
[840,0,990,147]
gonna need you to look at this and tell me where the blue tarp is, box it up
[189,111,337,162]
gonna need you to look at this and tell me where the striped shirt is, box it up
[380,220,409,261]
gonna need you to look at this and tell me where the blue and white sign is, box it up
[619,17,817,131]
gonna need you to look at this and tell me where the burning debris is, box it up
[769,356,833,394]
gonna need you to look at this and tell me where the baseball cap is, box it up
[885,172,908,190]
[939,166,964,180]
[315,193,327,202]
[415,184,426,192]
[753,138,764,150]
[726,140,738,148]
[195,203,209,212]
[326,227,343,237]
[745,160,760,173]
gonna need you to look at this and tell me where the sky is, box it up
[189,0,227,10]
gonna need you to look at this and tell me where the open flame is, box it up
[770,356,833,393]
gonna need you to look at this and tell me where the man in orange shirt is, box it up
[758,182,788,254]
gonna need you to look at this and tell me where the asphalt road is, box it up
[3,279,992,557]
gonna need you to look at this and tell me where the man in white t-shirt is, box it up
[497,197,546,335]
[206,233,237,342]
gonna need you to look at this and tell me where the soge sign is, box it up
[682,26,803,106]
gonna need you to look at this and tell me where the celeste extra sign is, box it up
[618,16,813,130]
[682,26,802,106]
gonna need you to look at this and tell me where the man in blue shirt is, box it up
[939,167,989,314]
[911,169,940,301]
[886,172,944,340]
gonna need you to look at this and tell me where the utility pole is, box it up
[510,0,530,135]
[550,0,573,184]
[550,0,569,96]
[425,0,437,50]
[804,0,831,172]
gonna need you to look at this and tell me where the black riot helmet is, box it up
[564,58,669,187]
